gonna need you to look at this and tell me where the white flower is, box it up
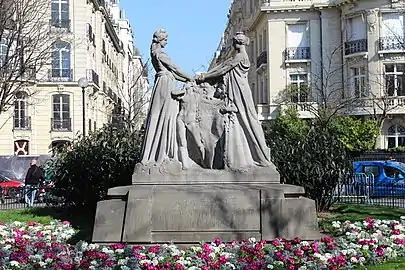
[118,259,128,265]
[351,257,358,263]
[267,265,274,269]
[224,262,236,269]
[332,221,341,228]
[248,237,256,243]
[10,261,19,267]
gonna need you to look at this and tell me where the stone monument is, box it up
[92,30,322,244]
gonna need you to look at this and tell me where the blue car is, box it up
[351,160,405,197]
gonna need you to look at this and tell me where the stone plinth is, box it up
[92,166,322,244]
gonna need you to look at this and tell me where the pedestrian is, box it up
[24,159,45,207]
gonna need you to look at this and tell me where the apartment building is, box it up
[211,0,405,149]
[0,0,148,156]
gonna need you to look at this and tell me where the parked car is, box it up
[0,173,23,197]
[0,170,24,183]
[352,160,405,197]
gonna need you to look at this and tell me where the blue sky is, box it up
[119,0,230,76]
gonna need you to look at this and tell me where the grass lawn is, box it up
[0,207,94,244]
[366,258,405,269]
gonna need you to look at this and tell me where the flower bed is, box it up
[1,218,405,269]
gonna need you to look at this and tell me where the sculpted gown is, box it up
[140,50,179,164]
[222,54,271,168]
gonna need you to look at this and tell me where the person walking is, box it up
[24,159,45,207]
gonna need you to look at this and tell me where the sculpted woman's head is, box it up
[152,28,168,48]
[233,32,250,49]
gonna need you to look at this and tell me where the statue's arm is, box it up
[159,53,192,81]
[172,72,188,82]
[204,56,241,80]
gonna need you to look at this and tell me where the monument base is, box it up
[92,167,322,243]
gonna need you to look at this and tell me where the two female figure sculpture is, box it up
[140,29,271,171]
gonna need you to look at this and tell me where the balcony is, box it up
[49,19,71,32]
[345,39,367,56]
[51,118,71,131]
[13,116,31,130]
[48,69,73,82]
[379,36,405,51]
[256,51,267,68]
[86,69,99,87]
[285,47,311,61]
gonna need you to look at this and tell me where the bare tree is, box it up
[274,43,363,125]
[115,58,152,131]
[0,0,66,117]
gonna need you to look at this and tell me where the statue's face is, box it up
[233,42,241,50]
[160,38,168,48]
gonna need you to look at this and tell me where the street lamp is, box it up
[78,77,89,135]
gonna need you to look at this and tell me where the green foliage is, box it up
[331,116,379,152]
[265,108,309,184]
[389,146,405,152]
[51,124,143,209]
[267,108,351,211]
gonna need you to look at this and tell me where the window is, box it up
[380,13,405,50]
[14,92,29,129]
[381,13,404,38]
[384,64,405,96]
[286,24,310,60]
[0,40,7,67]
[287,24,309,48]
[259,34,262,53]
[51,0,69,28]
[289,73,309,102]
[263,29,267,51]
[345,16,367,55]
[387,124,405,148]
[14,140,29,155]
[363,165,380,177]
[52,94,70,130]
[52,42,71,79]
[250,40,255,61]
[346,16,366,41]
[351,67,367,98]
[383,166,405,178]
[251,83,257,104]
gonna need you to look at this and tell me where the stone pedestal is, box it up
[92,165,322,244]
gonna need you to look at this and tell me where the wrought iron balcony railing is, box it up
[379,36,405,51]
[13,116,31,130]
[285,47,311,61]
[48,68,73,82]
[51,118,71,131]
[345,39,367,55]
[256,51,267,68]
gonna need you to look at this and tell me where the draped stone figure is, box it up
[140,29,193,165]
[196,32,271,169]
[93,30,321,245]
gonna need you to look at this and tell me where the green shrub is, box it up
[51,124,143,209]
[266,109,351,211]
